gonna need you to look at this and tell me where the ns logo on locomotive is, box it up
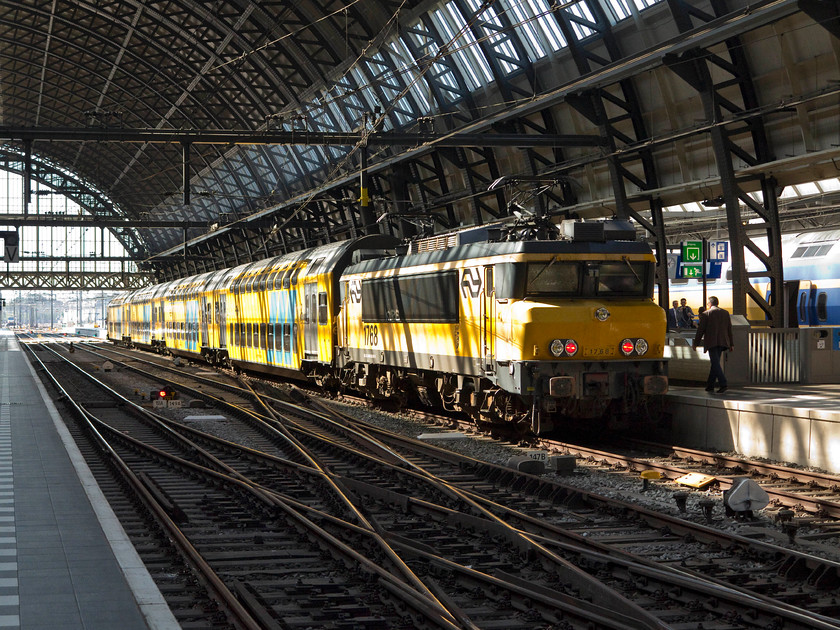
[108,219,668,435]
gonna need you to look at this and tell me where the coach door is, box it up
[218,294,227,347]
[200,296,211,348]
[796,281,814,326]
[480,265,495,373]
[151,302,158,341]
[303,282,319,360]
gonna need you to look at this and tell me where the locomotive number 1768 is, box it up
[363,324,379,346]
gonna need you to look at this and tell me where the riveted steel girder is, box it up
[0,271,151,291]
[664,0,784,326]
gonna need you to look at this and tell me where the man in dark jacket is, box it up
[667,300,679,329]
[693,296,733,393]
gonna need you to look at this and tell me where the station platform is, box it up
[0,330,175,629]
[665,383,840,474]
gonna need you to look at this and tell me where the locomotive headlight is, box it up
[595,307,610,322]
[635,338,648,355]
[550,339,565,357]
[620,339,635,356]
[564,340,578,356]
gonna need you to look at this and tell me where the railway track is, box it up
[25,339,840,628]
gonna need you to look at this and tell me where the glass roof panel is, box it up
[794,182,820,196]
[818,178,840,192]
[501,0,547,58]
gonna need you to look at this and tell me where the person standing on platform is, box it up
[693,296,733,393]
[667,300,679,329]
[680,298,696,328]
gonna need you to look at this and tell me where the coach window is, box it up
[818,292,828,322]
[282,323,291,352]
[281,267,292,289]
[318,292,328,324]
[291,262,307,285]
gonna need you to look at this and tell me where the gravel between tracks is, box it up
[91,358,840,563]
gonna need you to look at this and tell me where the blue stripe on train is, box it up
[267,290,297,366]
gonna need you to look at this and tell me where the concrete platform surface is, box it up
[666,383,840,472]
[0,330,176,629]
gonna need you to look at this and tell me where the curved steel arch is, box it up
[0,148,144,256]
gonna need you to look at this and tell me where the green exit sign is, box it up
[681,240,702,262]
[682,264,703,278]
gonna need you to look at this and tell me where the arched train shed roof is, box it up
[0,0,838,322]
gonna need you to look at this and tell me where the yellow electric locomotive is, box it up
[108,221,667,434]
[337,220,667,433]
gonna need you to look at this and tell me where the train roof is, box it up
[109,234,400,305]
[345,238,653,275]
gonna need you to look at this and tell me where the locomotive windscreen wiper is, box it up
[529,255,558,285]
[621,256,641,284]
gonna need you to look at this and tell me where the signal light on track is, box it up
[157,385,176,400]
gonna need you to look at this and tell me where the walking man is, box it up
[693,296,733,393]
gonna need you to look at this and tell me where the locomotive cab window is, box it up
[525,261,580,296]
[595,261,649,296]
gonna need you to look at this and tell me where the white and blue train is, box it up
[668,229,840,327]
